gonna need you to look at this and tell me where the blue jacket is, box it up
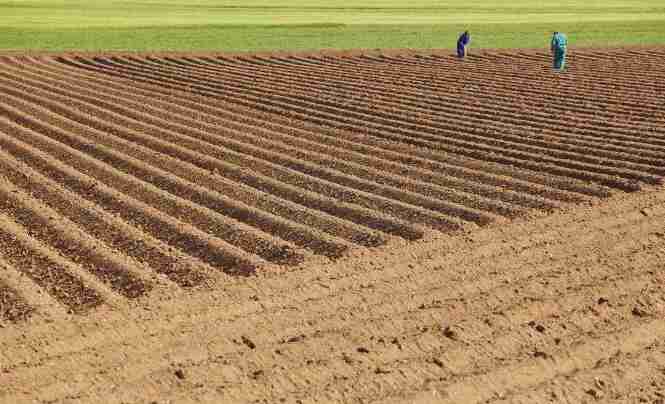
[457,32,470,48]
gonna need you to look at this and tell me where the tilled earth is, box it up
[0,47,664,403]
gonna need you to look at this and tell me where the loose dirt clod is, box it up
[586,388,604,399]
[431,358,445,368]
[390,337,403,350]
[284,334,306,343]
[241,335,257,349]
[533,350,549,359]
[442,326,458,340]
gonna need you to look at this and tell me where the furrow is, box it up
[34,58,528,219]
[171,60,572,213]
[257,55,665,159]
[41,58,436,238]
[114,54,661,190]
[413,51,663,84]
[4,103,338,264]
[0,89,305,266]
[0,255,67,319]
[0,176,151,299]
[22,58,387,250]
[58,56,612,199]
[327,52,665,124]
[34,58,554,214]
[334,54,665,139]
[45,56,585,207]
[0,213,102,314]
[379,53,665,110]
[1,95,422,247]
[0,150,211,288]
[98,56,482,228]
[203,55,665,167]
[524,53,665,84]
[490,54,665,94]
[380,54,665,123]
[14,63,427,240]
[0,118,261,277]
[3,60,494,226]
[93,56,642,191]
[157,56,665,181]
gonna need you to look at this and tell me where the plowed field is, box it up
[1,47,664,403]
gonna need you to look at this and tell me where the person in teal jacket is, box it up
[551,31,568,70]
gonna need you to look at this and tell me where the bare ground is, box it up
[0,47,664,403]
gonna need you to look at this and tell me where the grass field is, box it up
[1,0,665,52]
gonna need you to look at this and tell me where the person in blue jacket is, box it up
[551,31,568,70]
[457,31,471,58]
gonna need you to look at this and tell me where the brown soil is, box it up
[0,47,664,403]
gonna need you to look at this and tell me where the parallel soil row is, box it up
[0,47,663,320]
[68,56,651,192]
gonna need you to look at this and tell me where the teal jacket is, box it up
[551,33,567,52]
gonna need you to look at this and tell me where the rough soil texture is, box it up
[0,47,664,403]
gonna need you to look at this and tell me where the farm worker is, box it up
[551,31,568,70]
[457,31,471,58]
